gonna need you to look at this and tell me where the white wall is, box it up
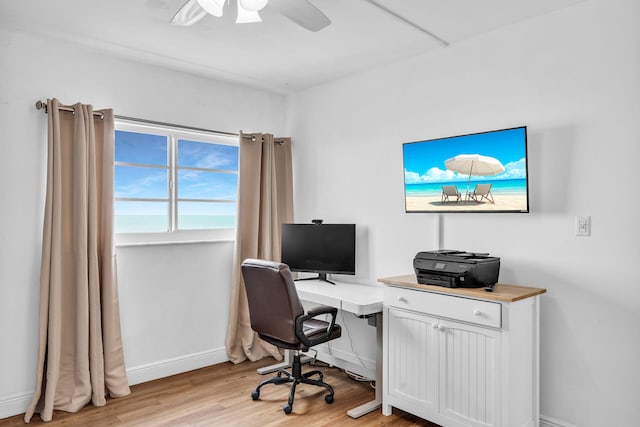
[286,0,640,426]
[2,1,640,425]
[0,29,286,418]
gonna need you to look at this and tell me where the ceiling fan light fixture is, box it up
[197,0,225,17]
[236,0,263,23]
[171,0,331,31]
[239,0,268,12]
[170,0,209,26]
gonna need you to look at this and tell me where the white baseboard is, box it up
[0,392,33,421]
[0,347,228,421]
[540,415,577,427]
[126,347,228,385]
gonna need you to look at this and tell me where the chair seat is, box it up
[303,319,342,341]
[259,321,341,351]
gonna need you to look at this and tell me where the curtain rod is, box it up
[35,99,106,118]
[34,100,284,143]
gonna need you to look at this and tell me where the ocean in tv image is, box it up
[403,127,529,212]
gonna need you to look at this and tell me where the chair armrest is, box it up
[295,305,338,349]
[305,305,338,318]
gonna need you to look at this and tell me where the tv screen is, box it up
[281,223,356,283]
[403,126,529,213]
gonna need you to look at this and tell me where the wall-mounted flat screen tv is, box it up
[403,126,529,213]
[281,223,356,284]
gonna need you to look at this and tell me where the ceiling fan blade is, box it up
[267,0,331,32]
[170,0,208,26]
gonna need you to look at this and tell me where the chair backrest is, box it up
[241,259,305,346]
[474,183,492,195]
[442,185,459,195]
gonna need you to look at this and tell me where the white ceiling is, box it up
[1,0,585,94]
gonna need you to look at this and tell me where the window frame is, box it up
[114,119,238,246]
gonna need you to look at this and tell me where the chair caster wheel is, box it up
[283,404,292,414]
[251,390,260,400]
[324,394,334,404]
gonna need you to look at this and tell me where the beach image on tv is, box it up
[403,127,529,212]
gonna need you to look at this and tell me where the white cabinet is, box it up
[381,280,543,427]
[437,318,500,426]
[385,308,440,415]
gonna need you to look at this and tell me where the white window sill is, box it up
[115,228,235,247]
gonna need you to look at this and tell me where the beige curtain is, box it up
[225,132,294,363]
[25,99,130,423]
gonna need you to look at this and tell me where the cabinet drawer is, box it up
[385,286,502,328]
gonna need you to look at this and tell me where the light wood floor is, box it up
[1,358,439,426]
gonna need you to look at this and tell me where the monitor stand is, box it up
[295,273,335,285]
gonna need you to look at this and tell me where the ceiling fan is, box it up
[170,0,331,32]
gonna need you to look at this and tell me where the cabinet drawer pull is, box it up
[432,323,439,329]
[397,296,407,303]
[438,323,446,331]
[474,309,482,316]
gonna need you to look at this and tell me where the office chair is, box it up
[240,258,342,414]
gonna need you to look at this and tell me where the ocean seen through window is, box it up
[114,120,238,239]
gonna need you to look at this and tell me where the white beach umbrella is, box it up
[444,154,505,195]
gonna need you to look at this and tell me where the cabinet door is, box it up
[386,308,439,415]
[437,319,501,427]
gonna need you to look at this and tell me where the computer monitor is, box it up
[281,223,356,284]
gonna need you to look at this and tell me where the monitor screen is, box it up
[281,224,356,281]
[403,126,529,213]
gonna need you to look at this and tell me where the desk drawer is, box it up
[385,286,501,328]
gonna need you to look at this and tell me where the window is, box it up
[114,119,238,245]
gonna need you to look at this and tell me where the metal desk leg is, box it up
[347,312,383,418]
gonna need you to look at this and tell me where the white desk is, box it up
[258,279,383,418]
[295,279,383,316]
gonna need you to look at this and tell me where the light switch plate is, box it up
[575,215,591,237]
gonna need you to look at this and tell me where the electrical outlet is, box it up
[575,215,591,237]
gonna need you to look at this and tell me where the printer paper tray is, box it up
[417,272,487,288]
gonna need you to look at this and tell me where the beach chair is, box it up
[441,185,461,203]
[468,183,495,203]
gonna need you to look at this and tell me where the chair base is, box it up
[251,353,335,414]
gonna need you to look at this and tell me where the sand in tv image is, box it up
[403,127,529,213]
